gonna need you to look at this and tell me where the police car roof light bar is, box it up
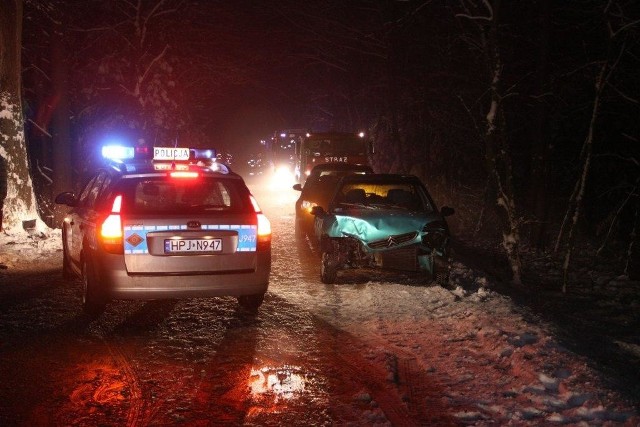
[102,145,135,161]
[190,148,216,160]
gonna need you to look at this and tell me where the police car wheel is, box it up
[81,258,106,315]
[237,293,264,311]
[62,239,73,280]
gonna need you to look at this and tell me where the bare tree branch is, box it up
[27,119,52,138]
[606,81,639,104]
[455,0,493,21]
[136,44,169,95]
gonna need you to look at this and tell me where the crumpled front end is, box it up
[320,210,450,274]
[323,211,426,244]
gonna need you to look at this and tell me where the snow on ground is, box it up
[2,217,639,425]
[287,265,639,424]
[261,186,640,426]
[0,227,62,271]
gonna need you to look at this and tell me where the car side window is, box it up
[84,172,107,208]
[77,176,98,206]
[96,175,112,205]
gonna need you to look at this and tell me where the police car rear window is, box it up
[119,177,250,214]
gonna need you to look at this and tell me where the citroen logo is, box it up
[187,220,201,229]
[387,236,397,247]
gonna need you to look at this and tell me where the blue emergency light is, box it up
[102,145,135,160]
[191,148,216,160]
[102,143,218,166]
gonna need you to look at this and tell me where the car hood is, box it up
[323,208,443,243]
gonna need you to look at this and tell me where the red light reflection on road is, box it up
[249,365,307,402]
[246,364,309,419]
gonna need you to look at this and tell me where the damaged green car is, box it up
[311,174,454,285]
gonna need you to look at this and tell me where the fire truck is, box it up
[295,131,372,184]
[266,129,306,181]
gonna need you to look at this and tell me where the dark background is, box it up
[19,0,640,275]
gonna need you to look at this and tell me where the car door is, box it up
[70,172,107,265]
[65,175,94,267]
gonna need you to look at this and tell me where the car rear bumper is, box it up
[92,250,271,300]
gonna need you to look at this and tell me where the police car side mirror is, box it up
[310,206,326,216]
[55,192,77,207]
[440,206,455,217]
[292,183,302,191]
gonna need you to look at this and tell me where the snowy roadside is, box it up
[2,222,639,425]
[346,266,639,425]
[264,193,640,426]
[0,228,62,271]
[274,255,640,425]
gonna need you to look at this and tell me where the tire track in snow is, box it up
[309,313,459,426]
[105,341,146,427]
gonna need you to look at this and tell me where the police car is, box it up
[55,145,271,314]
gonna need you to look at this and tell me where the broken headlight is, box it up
[422,221,448,249]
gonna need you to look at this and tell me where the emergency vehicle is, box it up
[295,132,372,184]
[55,145,271,314]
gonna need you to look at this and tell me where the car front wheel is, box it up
[321,251,339,284]
[294,218,305,238]
[433,256,451,288]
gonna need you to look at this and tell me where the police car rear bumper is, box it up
[93,251,271,300]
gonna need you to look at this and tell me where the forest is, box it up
[1,0,639,286]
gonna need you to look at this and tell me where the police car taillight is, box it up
[100,195,124,253]
[257,214,271,237]
[250,195,271,242]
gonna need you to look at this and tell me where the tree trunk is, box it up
[486,64,522,285]
[483,0,522,285]
[0,0,44,233]
[561,60,607,293]
[529,0,551,251]
[626,201,639,280]
[51,19,72,227]
[455,0,523,284]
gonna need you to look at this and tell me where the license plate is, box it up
[164,238,222,253]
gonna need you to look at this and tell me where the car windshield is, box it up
[304,174,341,191]
[335,182,433,212]
[117,177,251,214]
[306,137,366,155]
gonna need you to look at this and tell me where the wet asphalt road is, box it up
[0,182,457,426]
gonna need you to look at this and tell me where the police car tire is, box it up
[62,240,73,280]
[82,258,106,315]
[238,293,264,311]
